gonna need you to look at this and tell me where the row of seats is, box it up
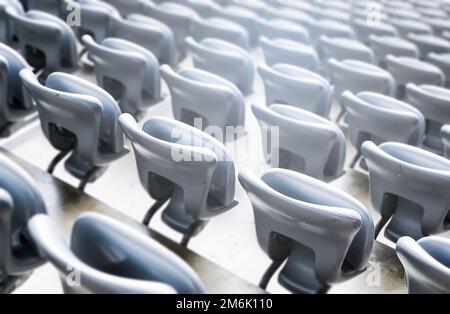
[0,0,448,294]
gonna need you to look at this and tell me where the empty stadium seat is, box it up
[0,43,34,134]
[328,58,395,123]
[251,104,345,181]
[258,63,332,118]
[185,36,254,95]
[0,154,47,293]
[369,35,419,67]
[396,236,450,294]
[386,55,445,98]
[28,212,206,293]
[362,141,450,241]
[6,8,78,76]
[406,84,450,153]
[82,35,161,117]
[442,124,450,158]
[160,65,245,132]
[20,69,129,191]
[119,114,238,246]
[238,168,374,294]
[259,37,319,72]
[342,91,425,169]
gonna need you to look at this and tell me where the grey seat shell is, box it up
[342,91,425,165]
[119,114,237,235]
[0,154,47,293]
[82,35,161,116]
[28,212,206,294]
[238,168,374,294]
[362,141,450,242]
[185,36,254,95]
[251,104,346,182]
[160,64,245,132]
[406,84,450,153]
[258,63,332,118]
[0,42,34,129]
[20,68,128,180]
[396,236,450,294]
[6,8,78,74]
[260,36,320,73]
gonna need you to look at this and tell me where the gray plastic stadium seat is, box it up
[0,43,34,133]
[191,16,250,49]
[6,8,78,75]
[386,55,445,98]
[406,84,450,153]
[73,0,120,42]
[396,236,450,294]
[328,58,395,123]
[362,141,450,242]
[211,5,260,47]
[82,35,161,117]
[310,19,355,48]
[424,18,450,36]
[407,34,450,59]
[251,104,345,181]
[238,168,374,294]
[386,7,421,21]
[259,37,320,73]
[185,37,254,95]
[342,91,425,169]
[443,125,450,158]
[0,154,47,293]
[369,35,419,68]
[28,212,205,294]
[259,18,310,44]
[20,69,128,190]
[144,1,199,60]
[427,53,450,87]
[160,65,245,132]
[391,19,433,39]
[26,0,68,17]
[119,114,238,246]
[258,63,332,118]
[320,36,375,65]
[112,14,177,66]
[0,0,23,44]
[352,18,398,45]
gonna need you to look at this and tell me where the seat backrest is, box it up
[251,104,345,181]
[0,42,33,123]
[0,0,23,43]
[328,58,395,100]
[260,36,319,72]
[28,212,205,294]
[112,14,176,66]
[82,35,160,115]
[20,69,125,168]
[396,236,450,294]
[258,63,331,117]
[75,0,120,42]
[119,113,236,219]
[0,154,47,278]
[343,91,425,149]
[239,168,374,291]
[6,8,78,71]
[160,65,245,130]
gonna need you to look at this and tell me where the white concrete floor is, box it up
[3,48,449,294]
